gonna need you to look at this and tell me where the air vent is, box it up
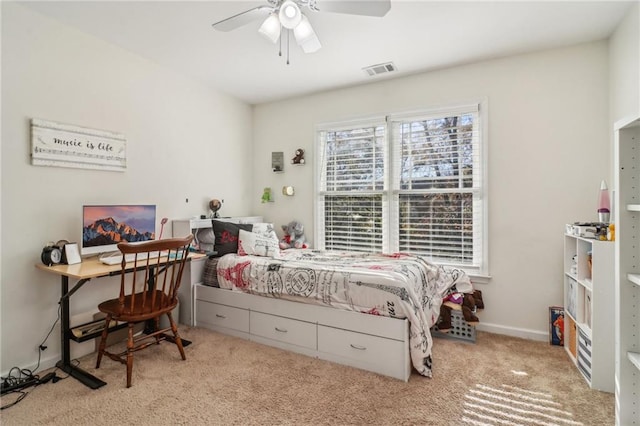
[363,62,397,77]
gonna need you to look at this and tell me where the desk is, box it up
[35,253,205,389]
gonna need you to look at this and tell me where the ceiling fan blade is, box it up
[317,0,391,17]
[212,5,272,32]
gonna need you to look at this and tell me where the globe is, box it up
[209,199,222,218]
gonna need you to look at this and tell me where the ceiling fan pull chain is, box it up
[278,27,283,57]
[287,29,290,65]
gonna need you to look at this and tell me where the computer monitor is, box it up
[81,204,157,256]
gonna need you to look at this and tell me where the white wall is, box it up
[252,42,611,340]
[610,2,639,125]
[0,3,253,373]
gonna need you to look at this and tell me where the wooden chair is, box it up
[95,235,194,388]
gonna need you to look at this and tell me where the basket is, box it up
[431,310,477,343]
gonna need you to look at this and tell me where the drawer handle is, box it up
[215,314,226,319]
[275,327,288,333]
[350,344,367,351]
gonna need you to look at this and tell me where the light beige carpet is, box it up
[0,327,613,425]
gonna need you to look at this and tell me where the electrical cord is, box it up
[0,371,60,410]
[1,389,30,410]
[1,367,36,391]
[33,304,61,374]
[1,305,62,409]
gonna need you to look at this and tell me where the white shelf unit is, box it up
[172,216,264,239]
[172,216,263,326]
[563,233,614,392]
[614,115,640,426]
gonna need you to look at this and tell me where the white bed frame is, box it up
[193,283,412,381]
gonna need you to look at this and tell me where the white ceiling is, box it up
[21,1,634,105]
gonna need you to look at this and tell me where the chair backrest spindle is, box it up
[116,235,194,316]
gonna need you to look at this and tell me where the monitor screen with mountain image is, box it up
[81,205,156,256]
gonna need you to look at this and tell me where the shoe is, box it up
[473,290,484,309]
[462,305,480,326]
[437,305,452,333]
[462,293,476,310]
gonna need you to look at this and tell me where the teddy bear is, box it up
[279,220,308,249]
[291,148,305,165]
[437,290,484,332]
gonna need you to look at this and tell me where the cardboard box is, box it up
[549,306,564,346]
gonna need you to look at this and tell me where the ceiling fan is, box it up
[212,0,391,63]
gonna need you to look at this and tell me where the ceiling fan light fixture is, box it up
[259,13,281,43]
[294,15,321,53]
[279,0,302,29]
[212,0,391,61]
[293,15,313,42]
[300,35,321,53]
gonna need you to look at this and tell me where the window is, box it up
[316,103,487,275]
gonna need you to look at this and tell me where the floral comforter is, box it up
[215,249,471,377]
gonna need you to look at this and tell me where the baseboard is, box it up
[476,322,549,342]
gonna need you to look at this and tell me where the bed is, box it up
[192,221,472,380]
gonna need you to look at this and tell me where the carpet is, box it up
[0,327,614,425]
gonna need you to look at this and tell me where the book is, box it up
[549,306,564,346]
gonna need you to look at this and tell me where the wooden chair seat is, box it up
[98,290,175,322]
[95,235,193,388]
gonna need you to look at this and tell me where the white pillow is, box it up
[238,229,281,258]
[251,223,279,242]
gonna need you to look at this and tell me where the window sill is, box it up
[469,273,491,285]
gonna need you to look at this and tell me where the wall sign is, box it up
[31,119,126,172]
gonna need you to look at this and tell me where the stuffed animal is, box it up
[291,148,305,165]
[261,187,273,203]
[279,220,308,249]
[437,290,484,332]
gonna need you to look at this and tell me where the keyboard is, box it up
[99,251,162,265]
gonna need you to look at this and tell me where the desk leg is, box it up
[58,276,106,389]
[55,360,106,389]
[60,276,71,366]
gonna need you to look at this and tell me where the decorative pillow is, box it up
[251,222,279,243]
[211,220,253,257]
[202,257,220,287]
[237,229,281,258]
[195,227,215,252]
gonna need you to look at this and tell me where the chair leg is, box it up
[167,312,186,360]
[154,317,162,344]
[126,323,134,388]
[95,315,112,368]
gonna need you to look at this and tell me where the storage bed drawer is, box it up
[317,325,406,368]
[250,311,316,350]
[196,300,249,333]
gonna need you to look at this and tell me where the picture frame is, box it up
[272,151,284,172]
[62,243,82,265]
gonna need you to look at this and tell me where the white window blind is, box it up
[390,105,482,268]
[317,123,387,252]
[316,102,486,274]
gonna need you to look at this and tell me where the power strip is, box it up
[0,377,38,395]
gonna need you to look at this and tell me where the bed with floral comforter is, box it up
[212,249,472,378]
